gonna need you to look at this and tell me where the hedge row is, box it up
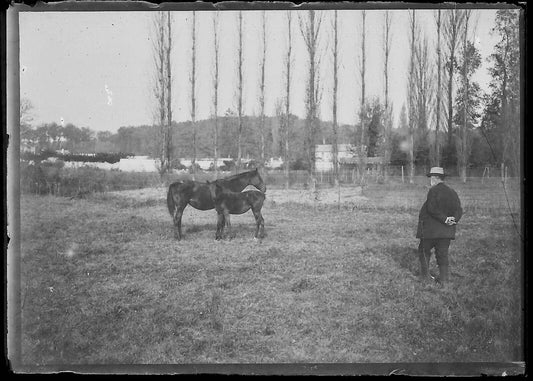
[20,161,162,197]
[21,150,135,164]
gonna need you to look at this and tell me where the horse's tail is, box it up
[167,182,181,216]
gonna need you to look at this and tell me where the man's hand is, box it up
[445,216,456,226]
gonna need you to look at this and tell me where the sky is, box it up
[18,7,501,133]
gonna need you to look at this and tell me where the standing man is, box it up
[416,167,463,285]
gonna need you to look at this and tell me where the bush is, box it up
[170,158,187,171]
[244,159,260,169]
[290,158,309,171]
[21,162,47,194]
[20,162,162,197]
[219,160,235,172]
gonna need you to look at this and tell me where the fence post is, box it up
[505,166,508,185]
[338,181,341,210]
[401,166,404,183]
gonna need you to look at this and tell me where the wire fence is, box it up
[263,165,519,189]
[20,159,520,207]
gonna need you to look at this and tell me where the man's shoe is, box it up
[436,265,449,285]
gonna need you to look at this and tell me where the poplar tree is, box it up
[299,10,323,190]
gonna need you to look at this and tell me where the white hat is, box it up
[427,167,445,177]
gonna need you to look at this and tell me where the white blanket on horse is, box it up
[241,185,263,192]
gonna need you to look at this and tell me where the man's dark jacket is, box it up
[416,182,463,240]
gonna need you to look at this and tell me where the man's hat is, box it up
[427,166,445,177]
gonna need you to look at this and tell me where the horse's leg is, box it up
[173,204,186,240]
[252,207,265,239]
[225,213,234,240]
[216,212,224,240]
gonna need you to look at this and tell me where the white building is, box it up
[266,157,284,169]
[118,157,159,172]
[179,158,234,170]
[315,144,382,171]
[315,144,357,171]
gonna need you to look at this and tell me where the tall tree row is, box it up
[141,10,520,181]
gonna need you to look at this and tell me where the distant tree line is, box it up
[21,106,508,174]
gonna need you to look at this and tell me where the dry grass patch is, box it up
[17,180,522,365]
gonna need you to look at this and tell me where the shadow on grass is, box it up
[208,224,265,240]
[182,223,265,240]
[291,277,314,293]
[91,193,163,209]
[185,223,216,234]
[388,243,420,276]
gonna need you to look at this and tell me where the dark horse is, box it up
[166,168,266,240]
[207,180,265,240]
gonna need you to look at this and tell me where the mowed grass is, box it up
[18,179,522,365]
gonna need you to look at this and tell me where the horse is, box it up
[206,180,265,240]
[166,168,266,240]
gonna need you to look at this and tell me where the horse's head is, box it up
[250,168,266,193]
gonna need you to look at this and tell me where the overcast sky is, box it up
[19,8,499,133]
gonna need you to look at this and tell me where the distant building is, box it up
[197,158,214,170]
[266,157,284,169]
[315,144,383,171]
[179,158,234,170]
[118,157,159,172]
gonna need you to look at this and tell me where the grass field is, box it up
[17,178,523,366]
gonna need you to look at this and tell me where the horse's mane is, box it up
[219,168,257,182]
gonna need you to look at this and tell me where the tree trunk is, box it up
[259,11,267,170]
[332,10,339,186]
[434,10,442,166]
[383,11,392,181]
[236,11,244,173]
[285,12,292,190]
[460,13,469,183]
[191,11,197,179]
[357,10,367,185]
[151,12,173,177]
[408,10,416,184]
[444,10,464,157]
[166,11,173,174]
[456,10,472,184]
[299,10,322,192]
[213,12,220,178]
